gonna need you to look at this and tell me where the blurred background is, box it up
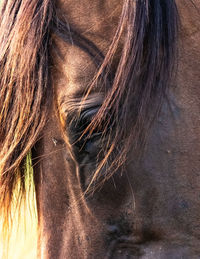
[0,155,37,259]
[0,194,37,259]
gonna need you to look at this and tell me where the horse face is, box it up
[35,0,200,258]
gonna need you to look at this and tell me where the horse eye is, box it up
[80,106,99,122]
[68,106,101,155]
[78,109,102,153]
[84,132,102,154]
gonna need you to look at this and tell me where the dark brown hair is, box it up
[0,0,178,240]
[54,0,178,190]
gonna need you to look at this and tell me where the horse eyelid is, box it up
[79,106,100,121]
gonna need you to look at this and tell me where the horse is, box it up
[0,0,200,258]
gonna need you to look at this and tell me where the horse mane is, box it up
[0,0,53,237]
[0,0,178,240]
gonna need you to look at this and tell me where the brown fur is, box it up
[0,0,200,258]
